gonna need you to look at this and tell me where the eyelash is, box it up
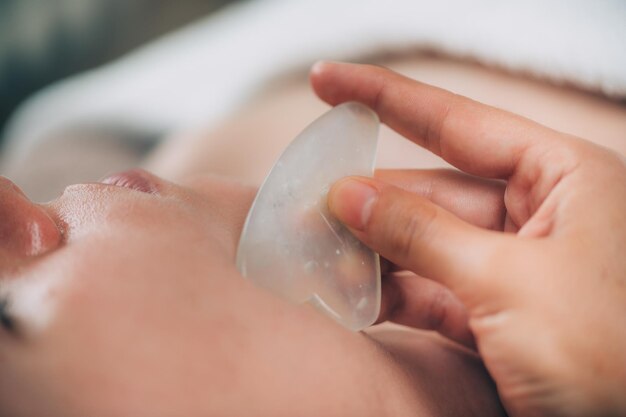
[0,297,15,332]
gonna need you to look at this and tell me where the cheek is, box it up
[0,193,249,413]
[210,197,257,257]
[16,241,240,414]
[182,178,256,241]
[61,227,235,325]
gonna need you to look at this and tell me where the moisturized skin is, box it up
[0,170,505,417]
[5,56,623,416]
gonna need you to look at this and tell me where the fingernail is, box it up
[311,60,344,77]
[328,178,378,231]
[310,60,327,75]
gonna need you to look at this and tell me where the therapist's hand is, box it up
[311,62,626,417]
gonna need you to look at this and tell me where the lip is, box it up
[100,169,159,194]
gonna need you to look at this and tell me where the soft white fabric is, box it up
[2,0,625,167]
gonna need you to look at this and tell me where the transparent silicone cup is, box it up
[236,102,381,331]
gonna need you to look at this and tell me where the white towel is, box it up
[2,0,625,169]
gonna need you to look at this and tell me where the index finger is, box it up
[310,61,558,179]
[375,169,507,232]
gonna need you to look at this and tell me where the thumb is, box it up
[328,176,511,294]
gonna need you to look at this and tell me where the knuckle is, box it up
[370,75,389,114]
[468,238,520,297]
[423,286,450,331]
[384,198,439,263]
[424,101,453,155]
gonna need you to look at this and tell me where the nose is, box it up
[0,177,61,261]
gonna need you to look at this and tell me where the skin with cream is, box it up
[0,169,505,417]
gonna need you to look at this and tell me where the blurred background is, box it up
[0,0,624,201]
[0,0,237,135]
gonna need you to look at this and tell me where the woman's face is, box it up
[0,170,503,417]
[0,170,413,417]
[0,170,270,415]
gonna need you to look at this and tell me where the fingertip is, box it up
[309,60,332,87]
[309,60,348,105]
[309,60,330,77]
